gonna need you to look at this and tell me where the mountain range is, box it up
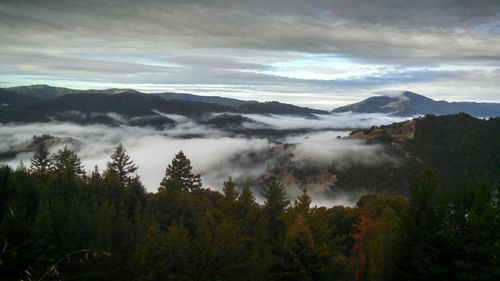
[0,85,326,128]
[2,85,500,129]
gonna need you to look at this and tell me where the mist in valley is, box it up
[0,112,408,207]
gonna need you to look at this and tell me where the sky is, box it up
[0,0,499,109]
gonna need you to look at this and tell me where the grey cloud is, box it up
[165,56,270,71]
[1,1,499,61]
[0,0,499,105]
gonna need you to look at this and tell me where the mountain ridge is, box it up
[0,89,328,127]
[5,84,258,107]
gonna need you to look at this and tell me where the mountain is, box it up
[332,91,500,117]
[154,92,257,107]
[7,84,139,99]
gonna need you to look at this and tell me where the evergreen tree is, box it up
[261,179,290,246]
[238,185,257,216]
[51,146,85,179]
[222,177,239,214]
[29,142,52,173]
[294,188,312,217]
[262,179,290,216]
[123,178,147,219]
[106,143,138,185]
[272,215,330,281]
[160,151,201,191]
[223,177,239,202]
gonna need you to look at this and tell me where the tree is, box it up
[261,179,290,246]
[123,178,147,219]
[350,195,406,281]
[160,151,201,192]
[294,188,312,217]
[223,177,239,202]
[106,143,138,185]
[51,146,85,179]
[262,179,290,216]
[272,215,330,281]
[351,196,378,281]
[238,185,257,217]
[29,142,52,173]
[222,177,239,214]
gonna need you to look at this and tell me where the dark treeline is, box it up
[0,143,499,281]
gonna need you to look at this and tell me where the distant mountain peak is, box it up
[333,91,500,117]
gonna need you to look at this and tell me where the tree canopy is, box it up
[0,148,498,281]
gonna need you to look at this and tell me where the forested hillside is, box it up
[1,144,499,281]
[330,114,500,195]
[0,86,327,127]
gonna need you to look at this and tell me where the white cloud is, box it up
[243,112,409,130]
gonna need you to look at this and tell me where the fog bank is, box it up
[0,113,404,207]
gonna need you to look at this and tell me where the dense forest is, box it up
[1,143,499,281]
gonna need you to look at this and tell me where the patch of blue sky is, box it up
[261,52,384,80]
[270,52,355,69]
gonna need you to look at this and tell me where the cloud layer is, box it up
[0,1,499,108]
[0,113,402,206]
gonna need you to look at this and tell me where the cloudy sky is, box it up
[1,0,499,108]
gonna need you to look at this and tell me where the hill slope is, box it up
[332,91,500,117]
[337,113,500,194]
[259,114,500,197]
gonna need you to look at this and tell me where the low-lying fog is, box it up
[0,113,408,206]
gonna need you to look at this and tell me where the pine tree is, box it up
[261,179,289,246]
[160,151,201,191]
[222,177,239,214]
[29,142,52,173]
[238,185,257,216]
[51,146,85,179]
[106,143,138,185]
[262,179,289,215]
[294,188,312,217]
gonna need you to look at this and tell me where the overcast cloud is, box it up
[0,0,499,108]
